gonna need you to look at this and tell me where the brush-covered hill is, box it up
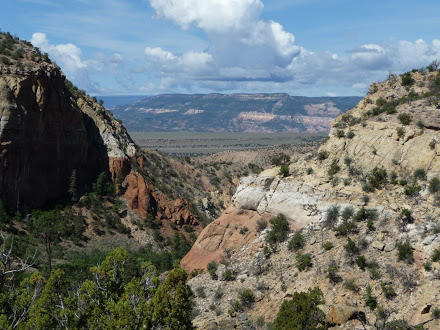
[182,66,440,329]
[110,93,362,133]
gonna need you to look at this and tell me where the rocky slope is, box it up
[182,69,440,328]
[110,93,362,133]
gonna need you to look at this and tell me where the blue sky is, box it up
[1,0,440,96]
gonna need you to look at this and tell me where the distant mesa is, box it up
[109,93,362,133]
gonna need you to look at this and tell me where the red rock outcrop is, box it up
[123,171,201,229]
[181,207,265,272]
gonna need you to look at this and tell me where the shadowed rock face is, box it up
[0,62,134,210]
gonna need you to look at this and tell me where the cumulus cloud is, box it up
[30,33,134,93]
[146,0,300,83]
[31,33,89,73]
[31,32,102,91]
[143,1,440,95]
[149,0,264,33]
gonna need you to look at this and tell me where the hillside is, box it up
[182,67,440,329]
[110,93,362,133]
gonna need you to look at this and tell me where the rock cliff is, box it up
[0,34,135,210]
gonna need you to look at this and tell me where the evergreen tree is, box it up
[152,262,194,329]
[273,287,326,329]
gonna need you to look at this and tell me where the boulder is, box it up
[318,304,366,326]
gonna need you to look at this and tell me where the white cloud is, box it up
[30,33,133,93]
[351,44,390,69]
[149,0,264,33]
[143,1,440,95]
[147,0,300,82]
[31,32,89,73]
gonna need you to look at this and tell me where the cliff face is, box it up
[0,35,135,210]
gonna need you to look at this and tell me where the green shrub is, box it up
[327,159,340,176]
[367,260,382,280]
[422,262,432,273]
[239,226,249,235]
[223,268,234,281]
[367,219,375,231]
[355,255,367,270]
[207,261,218,280]
[346,131,355,139]
[271,153,291,166]
[398,113,411,125]
[296,252,312,271]
[376,97,387,106]
[324,205,340,228]
[267,214,290,245]
[429,139,436,150]
[429,177,440,193]
[326,262,339,283]
[341,206,354,220]
[344,157,353,166]
[317,151,329,161]
[229,300,243,313]
[195,286,206,298]
[344,237,359,258]
[363,285,377,310]
[238,288,255,308]
[431,246,440,262]
[432,306,440,319]
[381,282,396,299]
[397,242,414,263]
[398,209,414,229]
[396,126,405,138]
[288,231,305,251]
[370,83,378,94]
[0,56,10,65]
[401,72,415,86]
[323,242,334,250]
[306,167,314,175]
[404,183,421,196]
[335,129,345,138]
[273,287,325,330]
[413,168,427,181]
[368,167,387,189]
[362,184,375,193]
[334,219,356,236]
[256,219,267,232]
[279,164,289,177]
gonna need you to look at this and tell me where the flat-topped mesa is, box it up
[0,32,135,210]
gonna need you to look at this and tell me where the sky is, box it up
[1,0,440,96]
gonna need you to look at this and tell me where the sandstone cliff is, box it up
[0,34,135,210]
